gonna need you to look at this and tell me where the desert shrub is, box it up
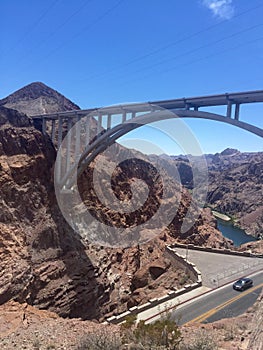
[223,324,237,341]
[77,311,182,349]
[179,273,190,286]
[180,330,218,350]
[133,318,182,349]
[121,312,182,350]
[121,314,137,330]
[76,328,122,350]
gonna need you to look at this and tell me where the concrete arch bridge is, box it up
[31,90,263,188]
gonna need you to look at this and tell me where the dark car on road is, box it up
[233,277,253,291]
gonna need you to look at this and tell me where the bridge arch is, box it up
[59,108,263,188]
[53,99,262,247]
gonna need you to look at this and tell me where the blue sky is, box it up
[1,0,263,154]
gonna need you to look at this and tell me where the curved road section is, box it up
[138,248,263,324]
[172,271,263,325]
[174,247,263,288]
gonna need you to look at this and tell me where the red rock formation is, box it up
[0,84,231,322]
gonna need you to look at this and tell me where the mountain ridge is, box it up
[0,82,80,116]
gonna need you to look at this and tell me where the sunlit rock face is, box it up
[153,149,263,239]
[0,82,80,116]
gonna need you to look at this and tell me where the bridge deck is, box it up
[31,89,263,120]
[153,89,263,109]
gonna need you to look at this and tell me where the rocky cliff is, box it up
[0,105,108,320]
[206,149,263,239]
[0,83,230,321]
[157,148,263,239]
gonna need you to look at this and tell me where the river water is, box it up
[217,219,257,246]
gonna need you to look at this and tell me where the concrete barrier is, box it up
[106,246,202,324]
[164,246,202,283]
[169,243,263,258]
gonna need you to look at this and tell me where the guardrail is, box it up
[106,243,263,324]
[168,243,263,258]
[106,246,202,324]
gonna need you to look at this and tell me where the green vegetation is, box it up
[77,313,182,350]
[179,273,190,286]
[76,328,122,350]
[76,308,221,350]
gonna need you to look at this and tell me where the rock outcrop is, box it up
[0,105,106,320]
[0,288,262,349]
[206,149,263,238]
[156,149,263,239]
[0,82,80,116]
[0,83,230,322]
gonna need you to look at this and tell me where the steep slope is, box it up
[156,149,263,239]
[0,83,230,322]
[0,82,80,116]
[206,149,263,238]
[0,106,106,319]
[0,290,262,349]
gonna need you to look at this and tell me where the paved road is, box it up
[175,247,263,287]
[171,270,263,325]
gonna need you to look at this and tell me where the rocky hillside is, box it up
[0,291,262,349]
[0,83,230,322]
[206,149,263,238]
[0,82,80,116]
[0,105,108,320]
[155,148,263,239]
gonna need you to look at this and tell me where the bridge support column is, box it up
[75,116,81,161]
[234,103,240,120]
[51,120,56,143]
[56,116,63,182]
[122,112,127,123]
[97,113,102,134]
[57,117,63,149]
[107,114,112,130]
[85,116,90,145]
[227,101,232,118]
[66,119,72,171]
[42,118,47,134]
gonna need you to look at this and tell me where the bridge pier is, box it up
[226,100,232,118]
[106,114,111,130]
[51,119,56,143]
[66,119,72,171]
[122,112,127,123]
[97,113,102,134]
[75,116,81,161]
[234,103,240,120]
[57,117,63,149]
[85,116,91,145]
[42,118,47,134]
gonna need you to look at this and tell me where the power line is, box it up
[16,0,94,63]
[0,0,61,59]
[78,2,263,82]
[18,0,125,74]
[115,22,263,80]
[113,35,263,90]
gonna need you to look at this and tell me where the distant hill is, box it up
[0,82,80,116]
[155,149,263,238]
